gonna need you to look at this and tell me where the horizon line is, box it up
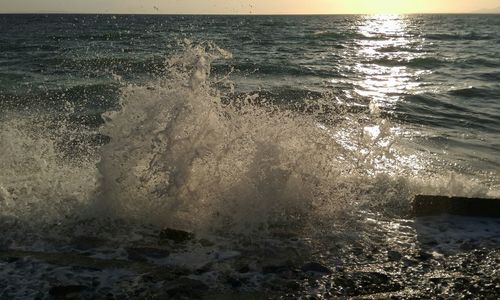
[1,12,499,16]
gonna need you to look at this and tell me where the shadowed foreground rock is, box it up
[301,262,332,274]
[159,228,195,243]
[49,285,87,299]
[413,195,500,218]
[0,249,188,281]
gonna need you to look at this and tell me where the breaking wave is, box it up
[0,42,495,237]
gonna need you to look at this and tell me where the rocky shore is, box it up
[1,215,499,299]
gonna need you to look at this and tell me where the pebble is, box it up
[48,285,87,298]
[125,247,170,261]
[262,264,291,274]
[300,262,332,275]
[387,250,403,261]
[164,277,209,297]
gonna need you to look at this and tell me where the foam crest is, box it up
[0,116,98,224]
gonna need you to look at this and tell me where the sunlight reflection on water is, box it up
[355,15,424,110]
[328,15,432,175]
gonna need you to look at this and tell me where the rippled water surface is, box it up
[1,14,499,178]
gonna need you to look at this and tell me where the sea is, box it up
[0,14,499,299]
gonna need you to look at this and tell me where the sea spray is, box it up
[0,115,98,226]
[0,43,494,238]
[95,43,421,233]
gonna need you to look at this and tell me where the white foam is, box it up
[94,43,422,233]
[0,43,496,236]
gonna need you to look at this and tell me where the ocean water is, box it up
[1,14,500,298]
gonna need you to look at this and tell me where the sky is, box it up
[1,0,500,14]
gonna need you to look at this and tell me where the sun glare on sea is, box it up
[354,14,423,109]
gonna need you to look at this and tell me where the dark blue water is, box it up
[1,14,499,186]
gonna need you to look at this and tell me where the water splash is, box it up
[95,43,423,233]
[0,43,495,237]
[0,115,98,225]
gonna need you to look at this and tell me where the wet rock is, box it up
[285,280,301,290]
[71,236,107,251]
[334,265,345,272]
[159,228,194,243]
[352,247,364,256]
[203,292,268,300]
[164,278,209,297]
[459,241,477,251]
[452,277,471,291]
[70,265,102,272]
[417,251,433,261]
[125,247,170,261]
[91,277,100,288]
[1,256,20,263]
[265,278,290,291]
[402,257,419,267]
[262,264,290,274]
[48,285,87,299]
[198,238,214,247]
[330,272,402,296]
[140,274,155,282]
[301,262,332,274]
[426,240,439,247]
[413,195,500,218]
[429,277,445,284]
[226,276,242,288]
[195,262,213,275]
[387,250,402,261]
[270,229,299,239]
[237,264,250,273]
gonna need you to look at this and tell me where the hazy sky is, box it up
[1,0,500,14]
